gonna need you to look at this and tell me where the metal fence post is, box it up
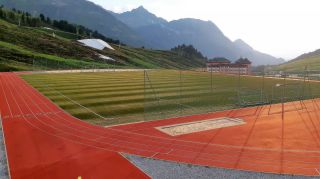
[143,70,146,121]
[282,70,286,120]
[211,69,213,93]
[179,70,182,115]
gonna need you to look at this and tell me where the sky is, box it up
[89,0,320,60]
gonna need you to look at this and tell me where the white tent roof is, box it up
[78,39,115,50]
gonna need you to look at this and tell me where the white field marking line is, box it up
[44,84,110,120]
[315,168,320,175]
[150,152,159,158]
[17,74,320,155]
[2,111,63,119]
[28,69,146,75]
[0,112,12,179]
[165,149,173,154]
[119,152,152,179]
[10,75,320,169]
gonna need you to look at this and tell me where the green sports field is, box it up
[22,70,320,126]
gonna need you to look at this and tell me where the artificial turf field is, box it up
[22,70,320,126]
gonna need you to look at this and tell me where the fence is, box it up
[143,67,320,121]
[31,58,119,72]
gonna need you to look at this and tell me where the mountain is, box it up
[0,0,144,46]
[113,7,284,66]
[234,39,285,65]
[0,8,205,71]
[135,18,238,59]
[1,1,284,66]
[111,6,167,29]
[275,48,320,71]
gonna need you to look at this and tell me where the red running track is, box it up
[1,72,320,178]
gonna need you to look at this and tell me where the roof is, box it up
[78,39,115,51]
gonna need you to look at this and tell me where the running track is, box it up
[1,72,320,178]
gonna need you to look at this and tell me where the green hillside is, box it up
[274,49,320,72]
[0,8,205,71]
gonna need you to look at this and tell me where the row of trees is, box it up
[0,5,122,45]
[171,44,206,59]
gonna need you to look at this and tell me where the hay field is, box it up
[22,70,320,126]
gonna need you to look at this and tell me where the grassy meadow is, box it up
[22,70,320,126]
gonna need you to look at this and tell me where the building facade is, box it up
[207,58,252,75]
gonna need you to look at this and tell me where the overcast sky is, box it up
[89,0,320,60]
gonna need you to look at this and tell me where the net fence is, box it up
[143,67,320,121]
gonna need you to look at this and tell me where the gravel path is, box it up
[0,119,9,179]
[125,154,318,179]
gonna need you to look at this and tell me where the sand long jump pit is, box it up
[156,117,246,136]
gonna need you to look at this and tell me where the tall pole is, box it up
[238,66,241,105]
[302,66,307,100]
[144,70,146,121]
[179,70,182,115]
[282,70,286,120]
[261,66,265,102]
[211,68,213,93]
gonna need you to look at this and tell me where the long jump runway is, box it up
[1,72,320,178]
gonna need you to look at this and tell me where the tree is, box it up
[0,8,3,18]
[30,18,40,27]
[39,14,45,22]
[171,44,204,59]
[8,11,15,21]
[46,17,51,24]
[21,13,26,24]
